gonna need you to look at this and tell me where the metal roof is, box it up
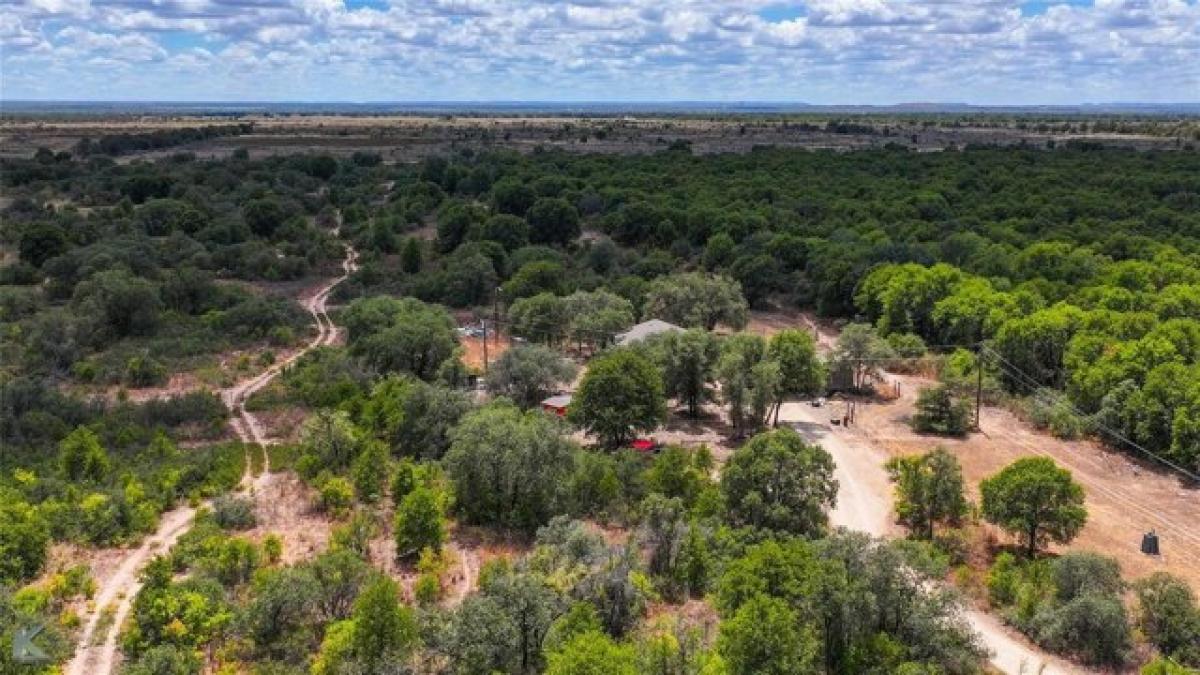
[614,319,684,346]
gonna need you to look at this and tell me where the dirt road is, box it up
[65,242,357,675]
[770,308,1200,585]
[779,401,1084,675]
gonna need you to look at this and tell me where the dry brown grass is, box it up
[858,372,1200,591]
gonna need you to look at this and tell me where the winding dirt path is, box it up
[780,404,1083,675]
[447,543,480,606]
[65,239,357,675]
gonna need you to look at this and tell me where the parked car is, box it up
[630,437,662,454]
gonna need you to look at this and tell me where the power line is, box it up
[978,345,1200,483]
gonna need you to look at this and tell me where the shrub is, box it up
[0,500,50,584]
[1033,591,1131,666]
[414,573,440,606]
[1025,391,1091,440]
[910,385,972,436]
[987,551,1133,667]
[124,354,168,388]
[1134,573,1200,666]
[318,477,355,518]
[263,534,283,564]
[394,486,445,561]
[887,332,928,359]
[212,494,257,530]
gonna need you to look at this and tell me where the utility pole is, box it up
[493,287,502,346]
[482,319,489,376]
[975,345,984,431]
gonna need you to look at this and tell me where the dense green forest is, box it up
[3,140,1200,674]
[335,142,1200,469]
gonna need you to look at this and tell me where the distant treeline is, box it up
[74,123,253,157]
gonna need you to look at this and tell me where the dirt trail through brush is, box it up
[775,313,1083,674]
[65,237,357,675]
[780,401,1083,675]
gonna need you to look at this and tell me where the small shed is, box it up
[615,319,684,347]
[541,394,572,417]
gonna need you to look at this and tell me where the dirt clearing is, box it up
[460,333,512,371]
[852,371,1200,590]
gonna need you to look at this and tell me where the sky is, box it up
[0,0,1198,104]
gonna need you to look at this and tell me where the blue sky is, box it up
[1,0,1197,104]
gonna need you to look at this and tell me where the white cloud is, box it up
[0,0,1196,102]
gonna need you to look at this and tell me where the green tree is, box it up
[509,292,569,344]
[18,221,67,267]
[351,441,389,503]
[443,571,565,673]
[830,323,893,391]
[650,328,719,418]
[486,344,578,408]
[318,477,355,518]
[544,602,604,654]
[992,306,1085,391]
[768,328,826,416]
[243,197,289,237]
[58,426,110,482]
[981,457,1087,556]
[716,333,780,437]
[475,213,531,251]
[563,290,635,351]
[351,575,419,671]
[72,268,162,341]
[885,447,969,539]
[445,399,578,531]
[400,237,422,273]
[911,385,973,436]
[123,645,200,675]
[645,446,710,507]
[358,375,470,460]
[394,486,445,561]
[492,177,536,216]
[720,428,836,536]
[0,500,50,583]
[310,549,372,621]
[241,565,320,654]
[644,273,748,330]
[437,201,486,253]
[503,260,568,299]
[1141,657,1196,674]
[718,595,819,675]
[703,232,736,270]
[714,539,820,617]
[730,254,781,307]
[546,631,638,675]
[298,410,363,475]
[569,349,667,449]
[527,197,581,246]
[342,296,458,380]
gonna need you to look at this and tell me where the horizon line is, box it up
[4,98,1200,107]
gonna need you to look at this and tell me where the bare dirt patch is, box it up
[856,371,1200,591]
[249,404,310,444]
[760,309,1200,592]
[460,333,512,371]
[658,404,739,463]
[242,473,334,565]
[748,309,839,351]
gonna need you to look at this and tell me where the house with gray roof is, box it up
[614,319,684,346]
